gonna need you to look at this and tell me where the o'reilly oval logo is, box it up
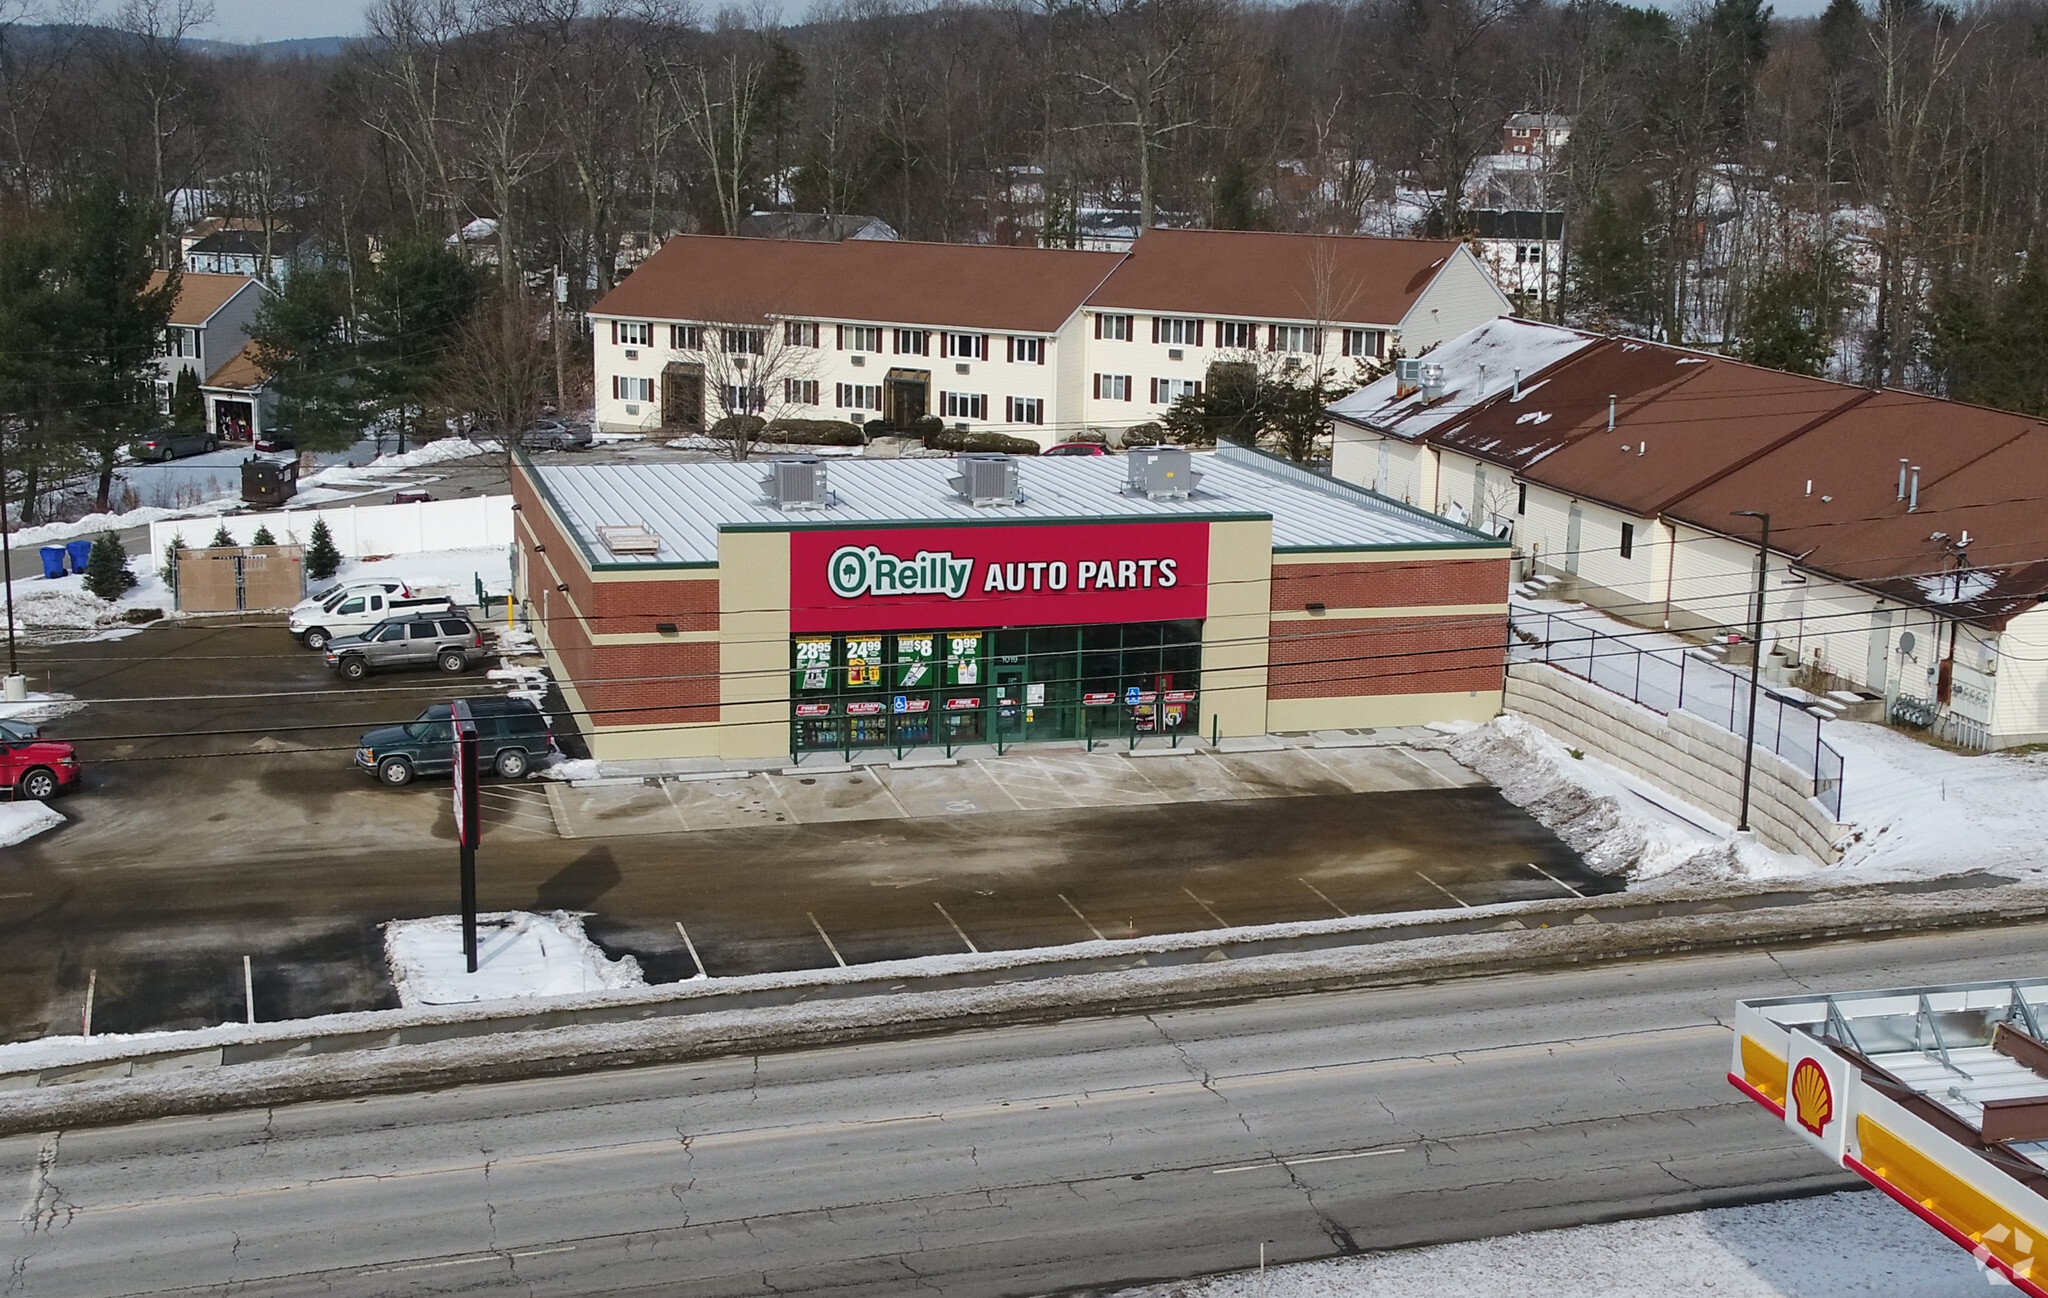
[828,546,974,600]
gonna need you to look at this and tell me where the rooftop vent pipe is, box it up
[1909,465,1921,512]
[1512,368,1521,399]
[1608,395,1617,431]
[1898,459,1909,502]
[1418,363,1446,402]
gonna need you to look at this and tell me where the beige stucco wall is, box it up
[1201,518,1273,739]
[717,529,793,759]
[1267,689,1499,732]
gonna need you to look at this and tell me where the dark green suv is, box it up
[354,697,553,787]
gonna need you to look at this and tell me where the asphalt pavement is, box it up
[10,922,2042,1297]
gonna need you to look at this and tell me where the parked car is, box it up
[0,718,40,743]
[523,420,594,452]
[355,697,553,787]
[3,731,79,800]
[393,489,436,504]
[134,430,218,462]
[254,431,295,452]
[324,612,486,680]
[1044,442,1109,457]
[292,580,410,626]
[291,590,449,651]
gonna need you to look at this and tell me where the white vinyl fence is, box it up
[149,494,513,563]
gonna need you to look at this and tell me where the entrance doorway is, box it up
[662,364,705,430]
[884,370,929,427]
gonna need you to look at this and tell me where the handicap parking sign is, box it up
[1125,686,1142,704]
[893,694,908,713]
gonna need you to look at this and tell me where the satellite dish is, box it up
[1898,631,1917,657]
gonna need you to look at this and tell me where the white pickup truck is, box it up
[291,587,457,650]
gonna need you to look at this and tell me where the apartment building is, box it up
[588,227,1512,446]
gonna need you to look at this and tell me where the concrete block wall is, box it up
[1505,662,1847,863]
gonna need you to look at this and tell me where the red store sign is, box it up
[789,521,1211,633]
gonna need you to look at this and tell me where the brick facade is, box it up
[1269,555,1508,614]
[1267,615,1505,699]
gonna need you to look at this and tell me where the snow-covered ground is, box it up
[0,800,63,848]
[383,911,645,1007]
[0,565,171,634]
[331,544,511,602]
[8,500,238,550]
[1111,1191,1989,1298]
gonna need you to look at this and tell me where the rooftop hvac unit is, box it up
[950,453,1022,506]
[761,456,832,510]
[1126,447,1202,500]
[1394,356,1425,398]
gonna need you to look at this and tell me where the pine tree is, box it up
[82,531,136,601]
[252,525,276,547]
[210,523,235,549]
[306,518,341,580]
[159,533,184,588]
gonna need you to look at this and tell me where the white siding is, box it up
[1397,247,1515,354]
[1990,608,2048,744]
[1331,425,1437,507]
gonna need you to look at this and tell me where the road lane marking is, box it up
[1058,893,1108,941]
[1413,870,1471,908]
[808,912,847,967]
[1180,886,1229,928]
[933,902,979,953]
[510,1245,577,1258]
[1525,862,1586,899]
[1297,878,1349,917]
[359,1254,498,1275]
[1211,1147,1405,1175]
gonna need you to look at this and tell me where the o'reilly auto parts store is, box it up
[511,444,1510,761]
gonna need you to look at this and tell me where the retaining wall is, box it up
[1506,661,1847,863]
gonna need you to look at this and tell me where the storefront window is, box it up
[792,621,1201,753]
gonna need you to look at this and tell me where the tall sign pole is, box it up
[1,430,18,681]
[1732,510,1771,834]
[451,699,480,972]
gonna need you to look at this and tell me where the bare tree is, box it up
[693,313,818,460]
[441,291,553,472]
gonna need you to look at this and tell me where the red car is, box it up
[2,733,80,800]
[1045,442,1109,457]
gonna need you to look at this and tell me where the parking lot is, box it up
[0,617,1612,1041]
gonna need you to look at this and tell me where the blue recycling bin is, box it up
[64,539,94,573]
[39,546,67,579]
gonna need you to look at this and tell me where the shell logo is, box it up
[1792,1057,1834,1137]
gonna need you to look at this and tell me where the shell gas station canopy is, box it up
[1732,979,2048,1293]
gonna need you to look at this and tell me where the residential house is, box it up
[151,271,267,413]
[198,341,280,442]
[1501,112,1571,157]
[1468,211,1563,305]
[588,227,1513,445]
[183,227,318,282]
[1328,317,2048,749]
[735,212,899,242]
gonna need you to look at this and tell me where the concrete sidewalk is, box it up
[541,730,1482,840]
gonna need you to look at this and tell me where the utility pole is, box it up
[1732,510,1771,834]
[553,267,568,412]
[0,429,19,690]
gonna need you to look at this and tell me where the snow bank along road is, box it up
[8,923,2044,1298]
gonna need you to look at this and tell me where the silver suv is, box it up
[324,613,486,680]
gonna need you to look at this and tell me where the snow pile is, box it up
[487,665,549,706]
[1448,715,1803,882]
[536,757,602,783]
[1,569,172,632]
[1111,1191,1988,1298]
[0,801,63,848]
[9,500,236,550]
[331,545,510,601]
[0,692,80,726]
[495,626,539,654]
[383,910,644,1008]
[297,438,498,491]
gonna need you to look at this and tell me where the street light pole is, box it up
[0,430,18,683]
[1732,509,1771,833]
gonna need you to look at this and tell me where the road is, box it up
[10,922,2042,1297]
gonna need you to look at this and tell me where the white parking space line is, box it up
[1180,886,1229,929]
[933,902,979,953]
[1525,862,1586,899]
[1211,1147,1405,1175]
[1297,877,1350,917]
[673,921,708,978]
[807,912,847,967]
[1413,870,1471,908]
[1058,892,1108,941]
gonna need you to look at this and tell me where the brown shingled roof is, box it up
[1084,227,1467,325]
[591,235,1124,333]
[203,340,272,391]
[1406,326,2048,627]
[148,270,260,326]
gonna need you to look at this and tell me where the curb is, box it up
[1,879,2043,1136]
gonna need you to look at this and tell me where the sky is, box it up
[199,0,1828,46]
